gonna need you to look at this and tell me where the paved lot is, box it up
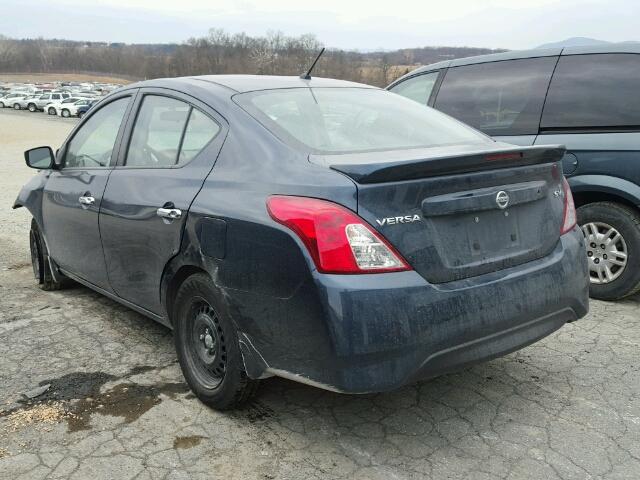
[0,108,639,480]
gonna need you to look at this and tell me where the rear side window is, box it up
[126,95,219,167]
[541,54,640,129]
[435,57,557,136]
[389,71,439,105]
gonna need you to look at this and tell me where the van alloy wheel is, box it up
[582,221,628,284]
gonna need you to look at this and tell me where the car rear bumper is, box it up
[246,227,588,393]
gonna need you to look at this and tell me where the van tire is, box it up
[577,202,640,300]
[173,273,259,409]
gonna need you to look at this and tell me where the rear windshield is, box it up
[235,87,490,154]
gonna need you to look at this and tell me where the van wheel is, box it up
[578,202,640,300]
[30,219,72,291]
[28,103,36,112]
[173,273,259,409]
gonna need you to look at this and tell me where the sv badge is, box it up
[376,214,421,226]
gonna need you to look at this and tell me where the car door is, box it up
[41,92,135,289]
[99,89,226,314]
[432,57,558,146]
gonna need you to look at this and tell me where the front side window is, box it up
[434,57,557,136]
[389,71,439,105]
[126,95,219,167]
[236,87,489,154]
[65,97,130,168]
[541,54,640,129]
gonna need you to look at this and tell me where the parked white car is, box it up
[13,94,42,110]
[50,98,96,117]
[27,92,71,112]
[0,92,28,108]
[44,97,82,115]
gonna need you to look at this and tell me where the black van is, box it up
[388,44,640,300]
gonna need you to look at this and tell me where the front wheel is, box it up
[78,111,85,118]
[48,107,56,115]
[28,103,36,112]
[30,220,71,291]
[13,103,20,110]
[61,109,70,117]
[578,202,640,300]
[173,273,259,409]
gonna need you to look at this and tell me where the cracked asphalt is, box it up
[1,109,639,480]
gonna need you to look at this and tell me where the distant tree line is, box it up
[0,31,505,86]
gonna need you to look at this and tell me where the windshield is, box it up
[236,87,490,154]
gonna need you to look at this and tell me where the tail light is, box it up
[266,196,411,274]
[560,177,577,235]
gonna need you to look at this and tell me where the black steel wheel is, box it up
[29,219,71,291]
[174,273,259,409]
[186,300,227,389]
[30,227,44,284]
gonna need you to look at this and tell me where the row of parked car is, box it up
[0,81,122,118]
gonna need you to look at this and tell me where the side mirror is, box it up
[24,146,55,169]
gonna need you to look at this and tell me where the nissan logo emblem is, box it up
[496,191,510,209]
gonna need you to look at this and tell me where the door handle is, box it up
[78,195,95,205]
[157,207,182,219]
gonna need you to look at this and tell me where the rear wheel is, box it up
[78,111,85,118]
[48,107,56,115]
[578,202,640,300]
[173,273,259,409]
[30,220,71,291]
[13,103,20,110]
[61,109,70,117]
[28,103,36,112]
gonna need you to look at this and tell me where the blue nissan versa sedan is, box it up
[14,75,588,409]
[388,44,640,301]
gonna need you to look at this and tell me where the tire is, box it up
[78,111,85,118]
[30,219,72,291]
[578,201,640,300]
[61,109,70,118]
[28,103,36,112]
[48,107,56,115]
[173,273,259,409]
[0,102,5,108]
[13,103,20,110]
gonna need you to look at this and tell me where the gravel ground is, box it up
[1,108,639,480]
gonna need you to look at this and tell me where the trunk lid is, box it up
[312,144,567,283]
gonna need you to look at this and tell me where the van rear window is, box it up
[541,53,640,130]
[434,57,556,136]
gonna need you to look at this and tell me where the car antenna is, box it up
[300,47,325,80]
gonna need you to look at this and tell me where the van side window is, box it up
[434,57,557,136]
[541,54,640,130]
[389,72,439,105]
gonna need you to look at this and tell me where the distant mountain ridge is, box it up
[536,37,639,49]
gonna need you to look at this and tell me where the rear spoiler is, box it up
[324,145,566,184]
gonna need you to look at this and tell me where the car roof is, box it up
[390,43,640,87]
[132,75,377,94]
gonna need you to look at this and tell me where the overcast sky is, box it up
[1,0,637,50]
